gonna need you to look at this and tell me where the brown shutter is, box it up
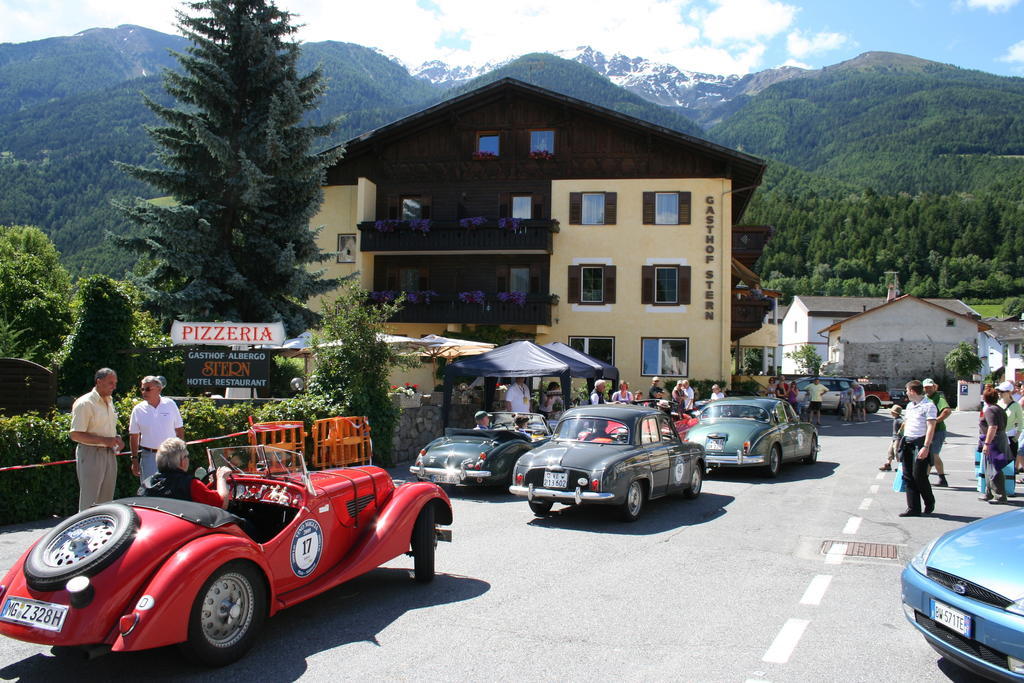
[499,192,510,218]
[421,195,432,220]
[495,264,509,292]
[604,265,616,303]
[418,267,430,291]
[385,267,398,290]
[387,195,399,220]
[641,266,654,304]
[567,265,581,304]
[642,192,655,225]
[529,263,541,293]
[604,192,617,225]
[678,265,691,305]
[534,195,545,220]
[569,193,582,225]
[679,192,691,225]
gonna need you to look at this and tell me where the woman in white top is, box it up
[611,381,633,403]
[709,384,726,400]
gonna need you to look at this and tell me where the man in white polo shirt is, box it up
[129,375,184,482]
[898,379,937,517]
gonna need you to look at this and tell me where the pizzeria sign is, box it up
[171,321,286,346]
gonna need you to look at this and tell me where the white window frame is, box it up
[654,192,678,225]
[641,337,688,377]
[336,234,356,263]
[511,195,532,219]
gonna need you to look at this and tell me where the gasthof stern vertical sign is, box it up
[173,321,284,390]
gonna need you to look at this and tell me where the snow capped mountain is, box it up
[410,58,512,85]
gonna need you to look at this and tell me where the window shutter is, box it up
[387,195,399,220]
[604,265,616,303]
[534,195,545,220]
[418,267,430,291]
[567,265,581,304]
[495,264,509,292]
[385,268,398,291]
[421,195,432,220]
[678,265,691,305]
[529,263,541,293]
[642,192,655,225]
[604,192,617,225]
[678,192,691,225]
[498,192,510,218]
[641,265,654,304]
[569,193,582,224]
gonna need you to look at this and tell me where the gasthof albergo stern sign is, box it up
[172,321,284,390]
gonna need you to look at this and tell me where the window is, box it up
[336,234,355,263]
[655,267,678,304]
[581,267,604,303]
[385,266,428,292]
[642,191,691,225]
[568,337,615,366]
[946,318,956,327]
[509,267,530,292]
[641,338,688,376]
[401,196,423,221]
[530,130,555,154]
[868,353,880,362]
[399,268,421,292]
[476,132,499,156]
[569,192,617,225]
[641,265,691,305]
[511,195,532,219]
[640,416,660,445]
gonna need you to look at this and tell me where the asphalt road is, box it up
[0,409,1010,682]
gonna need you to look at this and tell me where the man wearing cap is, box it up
[649,377,665,400]
[129,375,184,482]
[998,381,1023,466]
[473,411,491,429]
[922,378,951,488]
[69,368,124,511]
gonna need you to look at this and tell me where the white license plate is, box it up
[543,471,568,488]
[0,596,69,632]
[705,439,724,451]
[430,471,462,484]
[931,599,972,637]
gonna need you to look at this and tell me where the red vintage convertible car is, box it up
[0,445,452,666]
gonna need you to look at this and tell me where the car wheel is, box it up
[683,461,703,499]
[181,561,266,667]
[865,397,880,414]
[802,436,818,465]
[411,504,436,583]
[619,480,645,522]
[529,500,553,516]
[765,446,783,478]
[24,503,139,592]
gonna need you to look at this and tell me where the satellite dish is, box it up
[290,377,306,392]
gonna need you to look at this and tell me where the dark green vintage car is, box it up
[686,397,818,477]
[409,412,551,487]
[509,405,705,522]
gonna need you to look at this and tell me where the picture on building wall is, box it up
[337,234,355,263]
[642,338,688,376]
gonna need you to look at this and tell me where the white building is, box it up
[987,319,1024,383]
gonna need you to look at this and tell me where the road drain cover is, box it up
[820,540,898,559]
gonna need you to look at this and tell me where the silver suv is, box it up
[794,377,857,412]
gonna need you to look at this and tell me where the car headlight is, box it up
[910,537,938,575]
[1007,598,1024,617]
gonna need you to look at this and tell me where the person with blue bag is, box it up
[979,387,1010,504]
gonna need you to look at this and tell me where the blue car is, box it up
[901,508,1024,681]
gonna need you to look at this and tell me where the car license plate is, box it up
[543,471,568,488]
[931,599,972,637]
[0,596,69,632]
[430,471,462,484]
[705,438,724,451]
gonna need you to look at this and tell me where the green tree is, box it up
[785,344,822,376]
[115,0,342,335]
[945,341,982,380]
[306,285,410,464]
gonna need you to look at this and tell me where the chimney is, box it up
[886,284,896,302]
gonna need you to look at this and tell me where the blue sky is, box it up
[1,0,1022,76]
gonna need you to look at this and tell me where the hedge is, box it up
[0,394,350,526]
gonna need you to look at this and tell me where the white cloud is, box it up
[786,29,849,58]
[963,0,1020,11]
[780,57,812,69]
[699,0,797,45]
[998,39,1024,62]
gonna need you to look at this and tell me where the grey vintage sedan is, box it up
[509,405,705,522]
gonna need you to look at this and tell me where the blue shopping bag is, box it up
[893,463,906,493]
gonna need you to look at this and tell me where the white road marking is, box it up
[876,472,885,480]
[869,484,879,494]
[843,516,862,534]
[799,574,833,606]
[825,542,847,564]
[858,498,872,510]
[762,618,810,664]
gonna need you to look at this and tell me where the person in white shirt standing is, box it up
[129,376,184,482]
[898,379,937,517]
[506,377,532,414]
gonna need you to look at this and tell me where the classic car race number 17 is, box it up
[291,519,323,578]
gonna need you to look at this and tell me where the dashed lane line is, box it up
[762,618,811,664]
[825,542,847,564]
[869,484,879,494]
[858,498,873,510]
[842,516,862,534]
[799,574,833,606]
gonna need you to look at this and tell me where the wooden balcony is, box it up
[383,293,553,326]
[732,225,773,269]
[731,297,774,341]
[358,219,558,252]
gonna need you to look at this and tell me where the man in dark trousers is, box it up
[899,380,938,517]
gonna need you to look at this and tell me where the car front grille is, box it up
[914,611,1009,671]
[926,568,1013,609]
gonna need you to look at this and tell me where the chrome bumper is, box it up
[409,465,493,481]
[705,452,764,466]
[509,484,616,504]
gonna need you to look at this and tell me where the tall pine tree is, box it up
[116,0,342,334]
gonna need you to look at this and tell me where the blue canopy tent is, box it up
[441,341,609,425]
[541,342,619,389]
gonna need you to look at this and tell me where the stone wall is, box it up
[838,341,958,386]
[389,393,480,465]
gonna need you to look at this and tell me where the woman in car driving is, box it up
[143,437,232,509]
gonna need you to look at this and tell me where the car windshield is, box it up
[700,404,770,421]
[206,445,312,492]
[491,412,552,435]
[553,417,631,443]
